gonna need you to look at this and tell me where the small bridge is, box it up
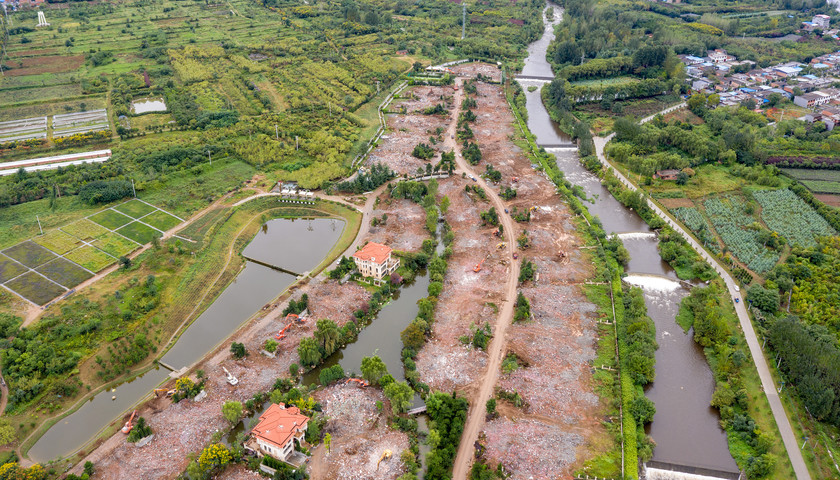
[242,255,302,277]
[406,406,427,415]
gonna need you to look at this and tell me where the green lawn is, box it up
[141,210,182,232]
[36,257,94,287]
[90,209,134,230]
[0,255,28,283]
[65,246,116,272]
[60,218,110,241]
[113,199,157,219]
[5,271,66,306]
[92,232,139,257]
[2,241,58,269]
[32,230,82,255]
[116,221,161,245]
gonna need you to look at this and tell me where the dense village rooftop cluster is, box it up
[684,46,840,130]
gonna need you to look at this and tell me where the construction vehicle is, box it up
[121,410,137,434]
[493,228,502,237]
[285,313,305,324]
[376,450,392,470]
[344,378,369,388]
[497,242,507,250]
[513,253,518,260]
[512,177,519,183]
[275,323,292,340]
[223,367,239,386]
[153,388,175,398]
[473,255,489,273]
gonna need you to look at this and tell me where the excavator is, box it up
[153,388,175,398]
[223,367,239,386]
[285,313,305,324]
[497,242,507,250]
[344,378,369,388]
[473,254,490,273]
[275,323,292,340]
[376,450,392,470]
[121,410,137,434]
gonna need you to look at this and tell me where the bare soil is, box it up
[449,63,503,82]
[5,55,84,77]
[464,79,606,478]
[367,195,428,253]
[659,197,696,209]
[365,85,455,176]
[308,384,409,480]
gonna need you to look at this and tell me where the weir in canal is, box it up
[28,217,345,463]
[518,3,739,477]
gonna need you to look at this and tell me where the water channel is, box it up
[29,217,344,463]
[518,3,738,475]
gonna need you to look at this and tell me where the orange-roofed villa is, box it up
[246,403,309,467]
[352,242,399,282]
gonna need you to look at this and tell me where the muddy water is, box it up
[29,218,343,463]
[520,4,738,474]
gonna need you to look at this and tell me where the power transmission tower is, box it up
[461,3,466,40]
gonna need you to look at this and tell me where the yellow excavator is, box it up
[376,450,392,470]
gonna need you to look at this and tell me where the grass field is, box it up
[92,232,139,257]
[780,168,840,182]
[36,257,94,287]
[5,271,66,306]
[0,255,28,283]
[3,241,58,269]
[113,199,157,219]
[0,197,105,250]
[571,76,637,87]
[60,219,110,241]
[32,230,82,255]
[116,221,160,245]
[141,210,182,231]
[65,246,116,272]
[90,209,133,230]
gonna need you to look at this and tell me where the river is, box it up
[29,217,344,463]
[517,3,738,475]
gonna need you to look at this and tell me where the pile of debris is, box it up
[482,417,584,480]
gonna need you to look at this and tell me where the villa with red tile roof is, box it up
[352,242,400,281]
[249,403,309,463]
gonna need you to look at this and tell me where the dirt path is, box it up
[0,373,7,418]
[448,77,522,480]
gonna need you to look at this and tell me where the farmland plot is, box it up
[754,189,837,247]
[36,257,94,287]
[5,271,66,306]
[0,116,47,144]
[703,196,780,273]
[52,109,110,138]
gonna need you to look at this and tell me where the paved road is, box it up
[448,78,522,480]
[593,104,811,480]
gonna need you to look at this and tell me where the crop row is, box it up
[754,189,836,248]
[703,196,779,274]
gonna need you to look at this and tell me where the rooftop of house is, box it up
[251,404,309,449]
[352,242,393,265]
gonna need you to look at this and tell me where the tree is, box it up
[747,284,779,314]
[324,433,332,453]
[230,342,247,359]
[630,396,656,425]
[401,321,426,351]
[440,195,450,215]
[360,355,388,385]
[198,443,232,471]
[222,401,243,424]
[127,416,153,442]
[314,319,341,356]
[0,419,16,446]
[485,398,497,417]
[264,338,278,353]
[298,337,321,367]
[383,380,413,413]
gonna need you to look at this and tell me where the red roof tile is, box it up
[251,404,309,450]
[352,242,392,265]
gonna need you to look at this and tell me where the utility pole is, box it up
[295,136,299,150]
[461,3,466,40]
[207,150,212,165]
[36,215,43,235]
[131,179,136,197]
[275,124,279,140]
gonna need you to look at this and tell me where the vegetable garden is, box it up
[753,189,836,248]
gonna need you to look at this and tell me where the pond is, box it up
[131,99,168,114]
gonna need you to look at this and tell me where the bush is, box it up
[78,180,133,205]
[318,364,345,385]
[230,342,247,359]
[126,416,153,442]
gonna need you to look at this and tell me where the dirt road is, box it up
[0,373,7,417]
[447,77,522,480]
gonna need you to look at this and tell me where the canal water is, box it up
[518,3,738,475]
[29,217,344,463]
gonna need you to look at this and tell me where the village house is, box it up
[352,242,400,281]
[794,88,840,108]
[249,403,309,464]
[707,49,735,63]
